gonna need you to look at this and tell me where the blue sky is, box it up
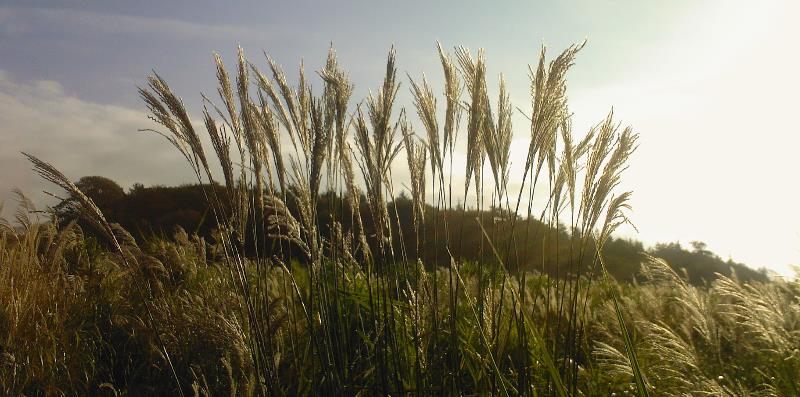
[1,0,799,275]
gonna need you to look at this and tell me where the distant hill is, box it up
[54,175,769,285]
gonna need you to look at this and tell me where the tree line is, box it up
[54,175,769,285]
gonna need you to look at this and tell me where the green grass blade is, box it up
[598,252,649,397]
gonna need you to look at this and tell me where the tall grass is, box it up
[7,42,795,395]
[135,40,641,395]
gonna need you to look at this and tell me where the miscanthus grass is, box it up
[9,41,795,396]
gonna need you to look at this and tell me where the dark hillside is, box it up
[55,176,768,284]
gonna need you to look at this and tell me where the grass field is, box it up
[2,42,796,396]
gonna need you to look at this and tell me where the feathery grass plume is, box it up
[555,120,596,217]
[23,154,116,245]
[594,340,635,380]
[234,46,270,217]
[206,53,253,238]
[265,55,305,154]
[401,118,427,231]
[253,91,287,192]
[203,108,236,195]
[558,118,579,212]
[13,192,65,269]
[139,73,212,182]
[485,73,513,197]
[250,58,292,189]
[711,275,800,395]
[11,189,38,233]
[408,73,441,175]
[578,113,616,229]
[318,46,353,171]
[597,192,633,248]
[249,67,288,195]
[591,127,637,228]
[322,54,354,155]
[640,319,739,396]
[352,108,392,250]
[237,81,270,219]
[140,71,242,249]
[548,162,568,220]
[639,256,718,348]
[308,96,330,203]
[321,54,337,166]
[43,219,79,270]
[714,274,797,354]
[580,112,638,236]
[297,61,311,155]
[437,42,463,157]
[640,321,703,393]
[352,48,402,251]
[525,42,585,185]
[285,160,318,258]
[264,195,310,259]
[0,203,14,236]
[455,46,488,196]
[327,220,359,271]
[213,52,243,146]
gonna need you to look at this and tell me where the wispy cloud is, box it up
[0,6,285,42]
[0,70,195,219]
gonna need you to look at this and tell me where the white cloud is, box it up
[0,71,196,219]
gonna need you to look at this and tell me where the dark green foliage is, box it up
[58,177,765,286]
[650,241,768,284]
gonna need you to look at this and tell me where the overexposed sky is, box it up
[569,0,800,276]
[1,0,798,275]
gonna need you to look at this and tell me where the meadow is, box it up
[1,42,797,396]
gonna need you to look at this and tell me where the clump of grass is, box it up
[0,194,256,395]
[18,39,642,395]
[16,39,797,396]
[131,40,648,395]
